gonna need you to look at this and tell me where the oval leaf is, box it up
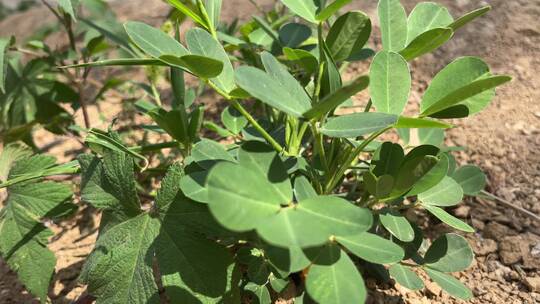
[424,233,474,273]
[370,51,411,115]
[321,112,398,138]
[378,0,408,52]
[389,264,424,291]
[326,11,371,62]
[379,209,414,242]
[418,176,463,207]
[337,233,405,264]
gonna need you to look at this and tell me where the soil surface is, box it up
[0,0,539,303]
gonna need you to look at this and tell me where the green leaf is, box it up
[125,21,189,58]
[278,23,312,48]
[449,6,491,31]
[424,205,474,233]
[257,196,373,248]
[264,243,311,274]
[0,155,73,303]
[61,58,165,68]
[425,268,473,300]
[378,0,408,52]
[371,142,404,177]
[244,283,271,304]
[408,153,449,196]
[206,151,291,231]
[0,38,10,93]
[399,27,453,61]
[406,2,453,44]
[326,11,371,62]
[261,52,312,112]
[424,233,474,272]
[389,264,424,290]
[418,176,463,207]
[337,233,404,264]
[394,116,452,129]
[363,171,394,199]
[319,32,342,97]
[283,47,318,74]
[392,153,439,196]
[304,75,369,119]
[0,143,31,182]
[235,66,311,117]
[166,0,208,29]
[294,175,317,202]
[156,208,234,303]
[420,57,511,117]
[147,108,189,143]
[369,51,411,115]
[192,139,236,169]
[58,0,79,21]
[81,214,160,304]
[451,165,486,196]
[321,112,398,138]
[281,0,319,23]
[205,0,223,30]
[180,171,209,203]
[418,128,445,147]
[159,54,224,78]
[247,256,271,285]
[221,105,247,134]
[379,209,414,242]
[306,245,366,304]
[316,0,353,21]
[186,28,236,93]
[78,151,142,216]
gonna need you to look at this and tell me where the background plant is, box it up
[0,0,511,303]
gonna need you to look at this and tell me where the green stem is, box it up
[364,99,373,112]
[206,80,285,154]
[324,127,391,193]
[311,122,329,171]
[132,141,180,153]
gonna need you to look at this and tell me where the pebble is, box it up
[525,277,540,293]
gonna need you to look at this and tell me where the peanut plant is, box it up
[0,0,510,303]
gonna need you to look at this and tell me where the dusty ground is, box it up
[0,0,539,303]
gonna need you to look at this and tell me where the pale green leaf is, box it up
[125,21,189,58]
[425,268,473,300]
[451,165,486,196]
[306,245,366,304]
[378,0,408,51]
[424,233,474,272]
[192,139,236,169]
[424,205,474,233]
[316,0,353,21]
[400,27,453,61]
[369,51,411,115]
[389,264,424,290]
[394,116,452,129]
[281,0,319,23]
[186,28,236,93]
[407,2,453,44]
[257,196,372,248]
[418,176,463,207]
[321,112,398,138]
[379,209,414,242]
[449,6,491,31]
[337,233,404,264]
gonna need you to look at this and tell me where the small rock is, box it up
[425,281,442,296]
[454,205,471,218]
[525,277,540,293]
[499,236,528,265]
[473,238,498,256]
[484,222,512,240]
